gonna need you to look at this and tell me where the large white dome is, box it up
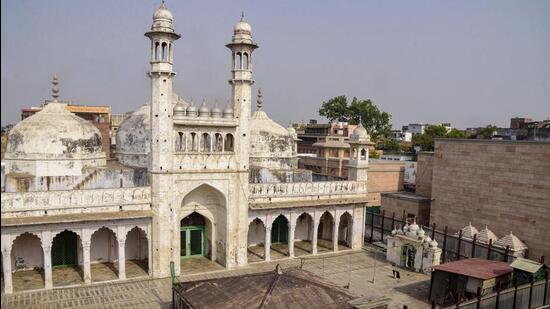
[6,102,104,160]
[116,104,151,169]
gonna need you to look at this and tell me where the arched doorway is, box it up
[270,215,290,258]
[317,212,334,253]
[338,212,353,249]
[90,227,118,282]
[180,212,208,259]
[294,213,314,255]
[125,227,148,278]
[271,215,288,244]
[401,244,417,270]
[247,218,266,263]
[11,233,44,291]
[51,230,83,286]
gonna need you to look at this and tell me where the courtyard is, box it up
[1,247,431,309]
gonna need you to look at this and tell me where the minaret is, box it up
[145,0,181,174]
[348,123,374,181]
[226,13,258,170]
[144,1,180,278]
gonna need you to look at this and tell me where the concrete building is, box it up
[406,123,426,135]
[1,4,371,294]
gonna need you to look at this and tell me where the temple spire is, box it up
[257,88,263,111]
[51,74,60,102]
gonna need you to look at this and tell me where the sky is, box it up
[1,0,549,129]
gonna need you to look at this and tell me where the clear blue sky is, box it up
[1,0,549,129]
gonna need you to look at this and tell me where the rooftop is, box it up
[173,266,357,308]
[432,258,513,280]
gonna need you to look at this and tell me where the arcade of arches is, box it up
[247,210,355,263]
[1,222,150,294]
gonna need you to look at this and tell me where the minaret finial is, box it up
[241,11,245,21]
[51,74,60,102]
[257,88,263,111]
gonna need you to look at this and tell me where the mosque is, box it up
[0,2,372,293]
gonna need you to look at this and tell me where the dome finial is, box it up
[257,88,263,111]
[51,73,60,102]
[241,11,245,21]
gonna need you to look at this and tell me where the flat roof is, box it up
[382,191,431,202]
[433,258,513,280]
[510,258,544,274]
[434,138,550,146]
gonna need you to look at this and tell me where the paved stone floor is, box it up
[2,260,149,293]
[1,248,431,309]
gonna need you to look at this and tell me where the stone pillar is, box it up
[312,222,319,255]
[118,239,126,280]
[288,224,296,258]
[83,241,91,284]
[1,248,13,294]
[333,218,340,252]
[264,227,271,262]
[43,245,53,289]
[147,226,153,277]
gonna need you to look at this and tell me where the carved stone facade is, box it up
[1,3,372,294]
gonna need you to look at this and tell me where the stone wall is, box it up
[381,192,431,225]
[367,160,405,206]
[430,139,550,259]
[416,153,434,197]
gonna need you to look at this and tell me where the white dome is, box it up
[115,104,151,168]
[234,20,251,33]
[153,2,173,21]
[6,102,104,160]
[351,124,370,141]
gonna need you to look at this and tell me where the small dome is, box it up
[234,14,252,34]
[153,2,173,21]
[430,240,439,248]
[173,103,186,117]
[494,232,527,251]
[424,236,432,243]
[223,105,234,118]
[199,101,210,117]
[477,226,498,244]
[417,228,425,238]
[409,221,420,233]
[187,105,198,117]
[351,124,369,140]
[458,222,479,239]
[211,104,222,118]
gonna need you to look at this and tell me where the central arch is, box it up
[177,183,227,274]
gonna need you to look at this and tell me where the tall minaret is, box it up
[226,13,258,170]
[145,1,180,173]
[145,1,180,278]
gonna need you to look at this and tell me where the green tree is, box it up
[384,139,402,153]
[412,125,465,151]
[319,96,392,139]
[446,128,465,139]
[474,125,497,139]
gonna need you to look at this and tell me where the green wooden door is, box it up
[180,226,205,258]
[52,231,78,267]
[271,216,289,244]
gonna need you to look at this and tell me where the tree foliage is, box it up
[319,96,392,139]
[412,125,465,151]
[474,125,498,139]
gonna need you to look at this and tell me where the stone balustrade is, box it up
[249,180,368,199]
[1,187,151,217]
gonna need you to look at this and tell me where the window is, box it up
[190,132,198,152]
[224,134,234,152]
[360,148,367,160]
[214,133,223,152]
[201,133,211,152]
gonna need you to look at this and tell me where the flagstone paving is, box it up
[1,247,431,309]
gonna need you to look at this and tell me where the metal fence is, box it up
[438,277,550,309]
[364,210,540,264]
